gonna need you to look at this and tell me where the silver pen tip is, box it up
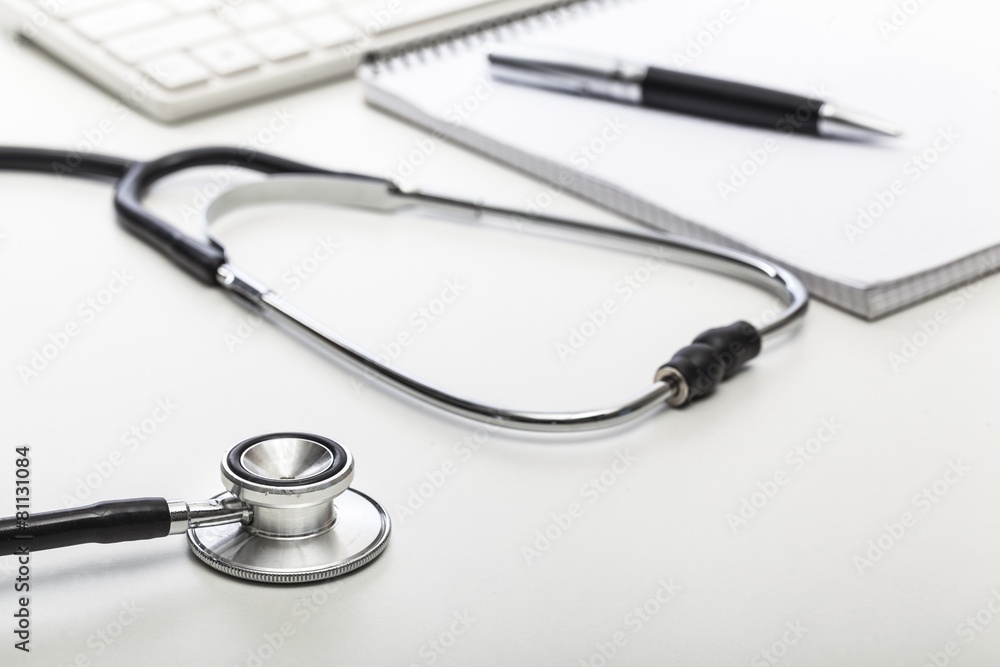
[817,103,903,140]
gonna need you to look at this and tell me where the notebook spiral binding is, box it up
[362,0,622,75]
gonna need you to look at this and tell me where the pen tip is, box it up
[818,104,902,141]
[876,124,904,139]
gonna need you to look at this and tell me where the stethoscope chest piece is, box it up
[187,433,391,584]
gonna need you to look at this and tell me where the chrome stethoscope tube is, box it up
[207,175,808,432]
[0,145,808,433]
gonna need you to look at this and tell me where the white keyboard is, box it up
[0,0,554,120]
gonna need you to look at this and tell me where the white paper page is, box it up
[365,0,1000,290]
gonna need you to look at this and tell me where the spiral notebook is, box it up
[359,0,1000,319]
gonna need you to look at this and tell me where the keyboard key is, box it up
[221,1,282,30]
[277,0,330,18]
[26,0,523,120]
[244,26,309,61]
[70,1,171,41]
[292,15,356,48]
[103,15,231,63]
[192,39,261,75]
[143,52,210,89]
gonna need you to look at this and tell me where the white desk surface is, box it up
[2,1,1000,665]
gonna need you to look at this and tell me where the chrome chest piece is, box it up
[0,432,391,583]
[187,433,391,584]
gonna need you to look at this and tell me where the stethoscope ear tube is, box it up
[0,498,172,556]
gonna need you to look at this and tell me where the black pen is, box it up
[488,45,901,140]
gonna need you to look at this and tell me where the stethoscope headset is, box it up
[0,145,807,582]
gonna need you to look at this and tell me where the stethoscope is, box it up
[0,145,808,432]
[0,145,807,582]
[0,433,391,584]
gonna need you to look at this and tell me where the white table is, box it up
[2,1,1000,665]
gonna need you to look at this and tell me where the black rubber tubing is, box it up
[112,146,386,286]
[0,498,171,556]
[0,145,385,287]
[0,146,133,180]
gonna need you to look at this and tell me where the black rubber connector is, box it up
[0,498,171,556]
[658,321,761,406]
